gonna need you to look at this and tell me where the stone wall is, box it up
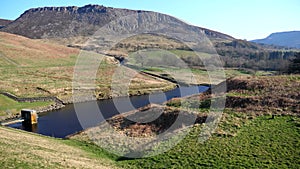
[0,92,65,119]
[0,92,64,105]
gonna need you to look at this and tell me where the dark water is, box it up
[9,86,208,138]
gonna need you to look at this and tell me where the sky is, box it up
[0,0,299,40]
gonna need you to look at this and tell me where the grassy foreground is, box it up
[116,114,300,168]
[0,126,118,169]
[1,113,298,168]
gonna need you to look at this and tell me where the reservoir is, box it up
[8,85,208,138]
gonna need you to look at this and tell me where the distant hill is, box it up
[0,19,12,29]
[251,31,300,49]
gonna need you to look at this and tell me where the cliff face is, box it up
[1,4,233,40]
[1,5,124,38]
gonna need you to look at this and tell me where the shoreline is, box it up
[0,84,211,124]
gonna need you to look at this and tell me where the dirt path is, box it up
[0,52,20,67]
[0,127,117,169]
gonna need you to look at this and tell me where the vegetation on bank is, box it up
[0,95,53,120]
[70,75,300,168]
[1,111,298,169]
[114,34,300,72]
[116,114,300,168]
[2,112,299,168]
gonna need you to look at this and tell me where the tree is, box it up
[288,53,300,74]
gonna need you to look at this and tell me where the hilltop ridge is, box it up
[252,31,300,49]
[1,4,233,40]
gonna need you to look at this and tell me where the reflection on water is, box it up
[22,123,38,133]
[9,86,208,138]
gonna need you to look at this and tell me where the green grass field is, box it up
[125,49,272,85]
[0,95,54,117]
[67,112,299,169]
[130,65,254,85]
[115,114,299,168]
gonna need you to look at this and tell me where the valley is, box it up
[0,3,299,169]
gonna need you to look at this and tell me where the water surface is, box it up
[9,86,208,138]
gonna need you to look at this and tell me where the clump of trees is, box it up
[214,40,298,71]
[287,53,300,74]
[122,36,299,72]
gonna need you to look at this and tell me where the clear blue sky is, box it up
[0,0,299,40]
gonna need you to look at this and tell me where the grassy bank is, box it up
[116,114,299,168]
[0,95,54,119]
[0,127,118,169]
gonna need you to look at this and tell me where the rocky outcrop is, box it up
[1,4,234,40]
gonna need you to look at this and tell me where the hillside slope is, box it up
[252,31,300,49]
[0,31,79,99]
[0,31,79,66]
[0,32,175,102]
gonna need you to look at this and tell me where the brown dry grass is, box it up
[0,32,175,102]
[0,32,79,66]
[40,34,188,57]
[225,75,300,115]
[179,75,300,116]
[104,104,206,137]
